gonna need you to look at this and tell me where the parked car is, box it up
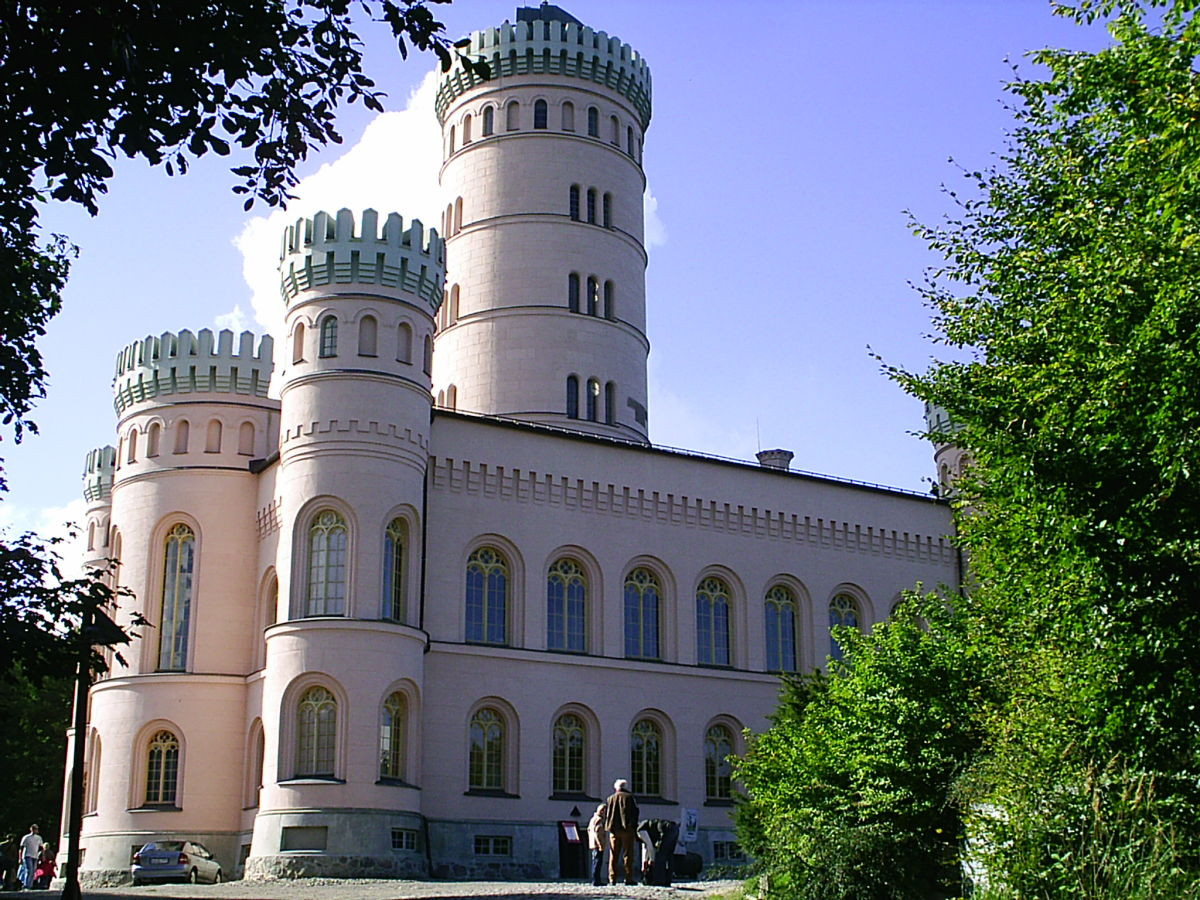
[131,840,222,885]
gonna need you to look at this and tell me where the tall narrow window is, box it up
[251,727,265,807]
[85,734,102,814]
[705,725,734,800]
[602,192,612,228]
[448,125,456,154]
[380,692,407,780]
[205,419,222,453]
[482,106,494,136]
[506,100,519,131]
[552,713,585,793]
[587,105,599,137]
[292,323,306,363]
[562,101,575,131]
[158,524,195,671]
[453,196,463,233]
[630,718,661,796]
[605,382,616,425]
[384,518,406,621]
[586,378,599,421]
[603,280,615,319]
[397,322,413,363]
[627,125,635,157]
[126,430,138,463]
[568,272,580,312]
[547,558,586,652]
[173,420,190,454]
[319,315,338,357]
[696,576,731,666]
[238,422,255,456]
[465,548,508,645]
[566,375,579,419]
[358,315,378,356]
[624,568,660,659]
[534,99,548,129]
[611,115,620,145]
[449,284,460,324]
[569,185,580,221]
[765,585,798,672]
[462,113,472,143]
[296,686,337,777]
[586,276,598,316]
[469,707,505,790]
[145,730,180,805]
[829,594,860,662]
[423,335,432,375]
[586,188,596,224]
[306,511,347,616]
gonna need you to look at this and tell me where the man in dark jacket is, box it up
[603,778,640,885]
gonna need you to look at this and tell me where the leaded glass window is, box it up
[296,686,337,776]
[829,593,860,662]
[552,713,585,793]
[547,559,586,652]
[306,511,347,616]
[319,315,338,357]
[765,585,798,672]
[705,725,734,800]
[469,707,504,790]
[624,568,660,659]
[145,730,179,805]
[696,576,731,666]
[158,524,195,671]
[466,548,508,644]
[380,692,406,780]
[630,718,661,796]
[384,518,406,621]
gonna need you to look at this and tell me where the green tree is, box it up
[733,594,983,900]
[892,0,1200,893]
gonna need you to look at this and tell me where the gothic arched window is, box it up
[765,585,798,672]
[705,724,734,800]
[466,548,508,645]
[319,315,338,357]
[384,518,406,621]
[296,686,337,777]
[696,576,731,666]
[468,707,505,790]
[547,558,586,652]
[380,692,406,780]
[145,730,180,805]
[552,713,585,794]
[630,718,661,796]
[157,524,195,671]
[306,511,347,616]
[624,568,660,659]
[829,593,861,662]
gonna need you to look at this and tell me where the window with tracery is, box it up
[296,686,337,777]
[384,518,406,621]
[158,524,195,671]
[765,585,798,672]
[466,547,508,644]
[705,724,734,800]
[306,511,347,616]
[624,568,660,659]
[547,559,586,652]
[319,315,338,357]
[696,576,731,666]
[468,707,505,790]
[552,713,585,793]
[145,730,179,805]
[380,692,407,780]
[630,718,661,796]
[829,593,861,662]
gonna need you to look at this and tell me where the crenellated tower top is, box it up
[435,7,652,128]
[113,329,274,416]
[279,208,445,311]
[82,445,116,503]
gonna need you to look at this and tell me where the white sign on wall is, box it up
[679,808,699,844]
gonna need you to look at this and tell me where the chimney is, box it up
[756,449,793,471]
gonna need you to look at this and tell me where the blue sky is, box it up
[4,0,1112,555]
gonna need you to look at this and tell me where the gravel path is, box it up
[73,878,742,900]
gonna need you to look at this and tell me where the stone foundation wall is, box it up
[244,853,427,881]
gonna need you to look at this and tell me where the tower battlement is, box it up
[82,445,116,502]
[435,16,652,127]
[279,208,445,310]
[113,329,274,415]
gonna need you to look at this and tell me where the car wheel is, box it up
[213,870,222,884]
[188,868,198,884]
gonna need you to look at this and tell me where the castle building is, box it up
[65,4,957,883]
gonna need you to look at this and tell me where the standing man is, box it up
[586,803,607,886]
[18,825,43,889]
[603,778,639,885]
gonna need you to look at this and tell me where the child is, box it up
[34,847,55,890]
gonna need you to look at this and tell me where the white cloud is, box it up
[214,304,250,333]
[646,365,754,461]
[235,70,445,341]
[0,497,90,582]
[643,187,667,249]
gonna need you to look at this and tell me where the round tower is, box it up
[77,328,276,882]
[924,401,966,497]
[81,446,116,570]
[246,208,443,878]
[433,4,652,441]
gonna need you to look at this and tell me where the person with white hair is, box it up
[586,802,607,886]
[603,778,640,885]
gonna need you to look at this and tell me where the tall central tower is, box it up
[433,4,652,441]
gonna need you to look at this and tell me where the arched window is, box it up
[829,593,861,662]
[147,423,161,457]
[566,375,579,419]
[384,518,406,621]
[602,192,612,228]
[158,524,195,671]
[380,692,406,780]
[306,511,347,616]
[319,315,338,357]
[173,420,190,454]
[292,322,306,363]
[534,98,548,129]
[547,558,586,652]
[624,568,660,659]
[446,384,457,410]
[468,707,505,790]
[358,315,378,356]
[85,733,102,814]
[205,419,222,453]
[552,713,585,793]
[250,726,265,807]
[705,724,734,800]
[296,686,337,777]
[584,378,599,422]
[605,382,616,425]
[448,124,456,154]
[449,284,460,325]
[87,521,96,551]
[765,585,798,672]
[569,185,580,221]
[453,196,463,233]
[696,576,731,666]
[466,547,508,645]
[126,429,138,463]
[567,272,580,312]
[462,113,472,143]
[611,115,620,145]
[397,322,413,363]
[444,202,453,236]
[627,125,635,157]
[561,101,575,131]
[505,100,519,131]
[630,718,661,796]
[482,106,494,136]
[586,105,599,137]
[586,188,596,224]
[422,334,432,375]
[603,280,615,319]
[145,729,180,805]
[238,422,255,456]
[586,276,598,316]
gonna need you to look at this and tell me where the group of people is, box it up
[0,826,56,891]
[586,779,680,887]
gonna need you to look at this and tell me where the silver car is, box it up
[131,840,223,885]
